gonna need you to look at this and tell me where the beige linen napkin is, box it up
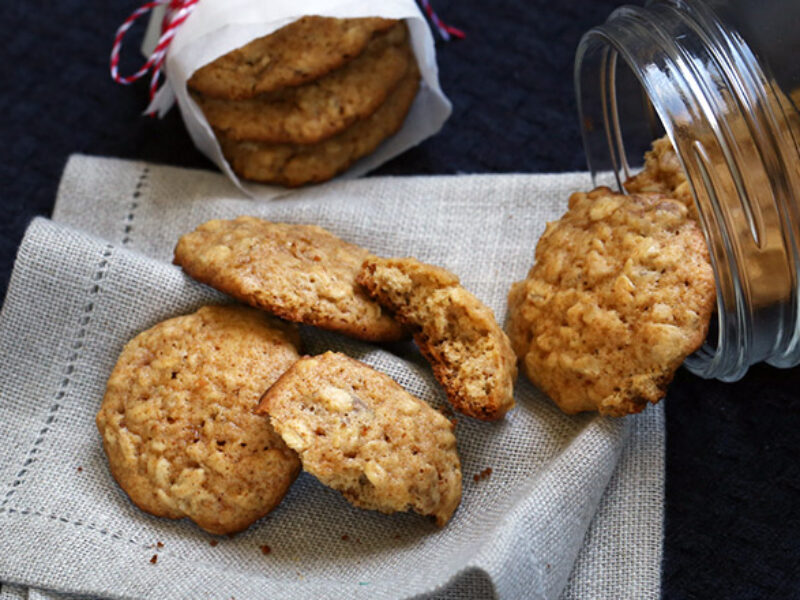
[0,156,663,599]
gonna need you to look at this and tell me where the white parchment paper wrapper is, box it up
[142,0,451,198]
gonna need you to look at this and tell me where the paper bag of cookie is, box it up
[138,0,451,196]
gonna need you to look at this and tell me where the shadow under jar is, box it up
[575,0,800,381]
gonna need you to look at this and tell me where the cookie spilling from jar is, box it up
[187,17,421,187]
[507,138,716,416]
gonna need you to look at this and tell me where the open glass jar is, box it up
[575,0,800,381]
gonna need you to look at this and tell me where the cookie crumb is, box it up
[156,541,164,548]
[260,544,272,555]
[77,466,83,472]
[149,554,158,564]
[473,467,493,483]
[209,539,219,547]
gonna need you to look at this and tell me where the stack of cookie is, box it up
[187,16,421,187]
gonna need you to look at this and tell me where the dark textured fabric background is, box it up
[1,1,799,598]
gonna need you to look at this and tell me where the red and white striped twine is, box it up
[110,0,462,115]
[418,0,465,41]
[110,0,199,115]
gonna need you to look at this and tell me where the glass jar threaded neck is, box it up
[575,0,800,381]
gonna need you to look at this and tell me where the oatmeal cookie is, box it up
[193,22,411,145]
[219,62,420,186]
[507,187,715,416]
[187,16,398,100]
[95,305,302,535]
[624,135,694,212]
[173,217,407,342]
[357,257,517,421]
[258,352,462,527]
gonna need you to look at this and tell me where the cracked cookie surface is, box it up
[258,351,462,527]
[95,305,302,534]
[358,257,517,421]
[187,16,398,100]
[193,22,411,145]
[507,187,715,416]
[174,217,407,342]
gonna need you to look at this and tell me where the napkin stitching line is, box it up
[0,505,144,549]
[0,243,115,510]
[121,166,149,246]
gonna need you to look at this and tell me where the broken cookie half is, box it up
[258,351,462,527]
[507,187,715,416]
[357,257,517,421]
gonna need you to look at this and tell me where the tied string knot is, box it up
[109,0,464,116]
[109,0,199,116]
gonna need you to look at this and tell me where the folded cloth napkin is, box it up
[0,156,663,600]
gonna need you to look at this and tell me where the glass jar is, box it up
[575,0,800,381]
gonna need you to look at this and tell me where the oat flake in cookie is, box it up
[358,257,517,421]
[507,187,715,417]
[624,135,694,215]
[95,305,301,535]
[258,352,462,527]
[174,217,408,342]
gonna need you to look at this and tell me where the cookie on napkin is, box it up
[173,217,408,342]
[258,351,462,527]
[95,305,302,535]
[507,187,715,416]
[358,257,517,421]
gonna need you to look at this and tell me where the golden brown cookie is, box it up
[187,16,398,100]
[219,62,420,186]
[95,305,302,535]
[173,217,408,342]
[258,352,462,527]
[357,257,517,421]
[193,22,411,145]
[624,135,694,212]
[507,187,715,416]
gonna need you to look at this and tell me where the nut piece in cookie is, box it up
[507,187,715,416]
[218,60,420,187]
[193,22,411,145]
[258,351,462,527]
[95,305,302,534]
[174,217,407,342]
[187,16,399,100]
[357,257,517,421]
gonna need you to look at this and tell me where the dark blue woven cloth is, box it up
[1,1,798,597]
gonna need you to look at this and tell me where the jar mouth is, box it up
[575,0,800,381]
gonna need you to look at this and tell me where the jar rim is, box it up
[574,0,800,381]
